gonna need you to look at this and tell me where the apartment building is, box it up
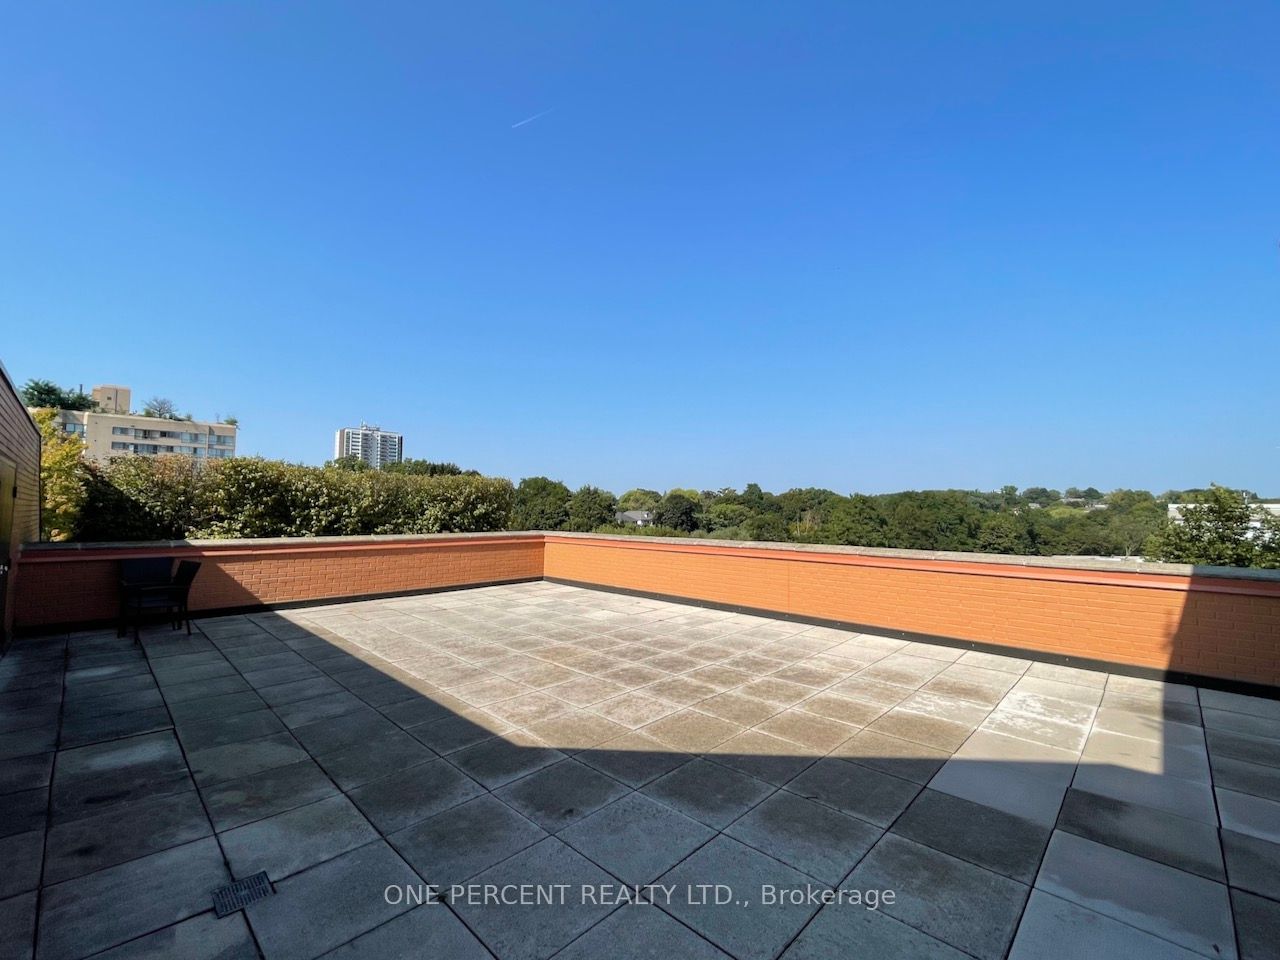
[46,385,237,463]
[335,423,403,469]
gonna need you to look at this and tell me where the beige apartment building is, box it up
[47,385,237,464]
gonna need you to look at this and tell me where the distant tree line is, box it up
[511,479,1280,568]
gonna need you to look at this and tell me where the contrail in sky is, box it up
[511,108,555,129]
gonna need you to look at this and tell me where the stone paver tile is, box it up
[313,729,436,791]
[644,758,774,829]
[576,732,692,788]
[0,830,41,899]
[289,708,401,757]
[952,727,1080,774]
[1091,708,1204,746]
[448,734,564,790]
[858,655,948,689]
[482,691,573,727]
[175,708,287,752]
[526,710,631,752]
[245,841,418,960]
[0,751,53,796]
[188,732,310,788]
[1056,788,1225,882]
[89,912,258,960]
[591,692,678,728]
[1035,831,1236,960]
[59,706,172,749]
[696,692,782,726]
[782,902,971,960]
[0,892,37,960]
[451,838,616,960]
[546,675,629,707]
[555,903,730,960]
[495,758,630,831]
[52,730,192,822]
[408,713,507,755]
[892,788,1050,884]
[450,675,531,707]
[559,791,714,885]
[1011,675,1104,708]
[1221,829,1280,902]
[1081,728,1209,783]
[641,710,744,753]
[1212,754,1280,804]
[865,709,977,753]
[1009,889,1203,960]
[318,903,491,960]
[830,729,950,784]
[37,838,230,960]
[255,676,345,708]
[1202,708,1280,741]
[1207,728,1280,770]
[161,674,252,704]
[737,677,814,708]
[707,730,818,786]
[659,835,823,960]
[1217,788,1280,845]
[727,790,881,884]
[1071,763,1217,824]
[202,759,340,833]
[927,758,1068,828]
[166,690,267,724]
[221,793,378,881]
[1024,663,1106,689]
[922,664,1019,707]
[797,692,887,727]
[848,833,1028,960]
[754,710,859,753]
[1232,888,1280,960]
[348,759,484,835]
[274,692,368,730]
[389,795,547,886]
[787,758,920,827]
[43,789,212,884]
[1201,689,1280,722]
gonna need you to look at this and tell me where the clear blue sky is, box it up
[3,2,1277,495]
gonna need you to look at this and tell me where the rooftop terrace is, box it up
[3,581,1278,960]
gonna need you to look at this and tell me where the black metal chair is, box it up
[118,558,176,637]
[120,559,201,641]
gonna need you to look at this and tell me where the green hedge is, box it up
[75,456,514,541]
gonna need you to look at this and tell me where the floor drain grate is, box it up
[212,872,274,917]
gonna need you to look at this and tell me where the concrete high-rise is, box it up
[334,423,403,469]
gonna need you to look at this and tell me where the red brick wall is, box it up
[16,534,543,627]
[544,536,1280,688]
[0,362,42,641]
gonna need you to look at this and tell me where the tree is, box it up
[32,408,89,540]
[512,477,571,530]
[325,455,370,472]
[821,495,887,547]
[743,513,789,542]
[566,485,617,532]
[1021,487,1061,506]
[654,492,699,532]
[977,513,1032,554]
[617,489,661,512]
[1145,486,1280,568]
[21,379,96,411]
[705,502,750,530]
[223,416,239,427]
[143,396,177,419]
[384,459,465,476]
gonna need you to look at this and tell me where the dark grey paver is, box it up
[0,830,42,899]
[313,730,435,791]
[448,736,564,790]
[59,707,172,749]
[90,912,258,960]
[274,692,368,730]
[1222,829,1280,902]
[166,691,266,724]
[644,758,774,829]
[1009,890,1203,960]
[1055,788,1224,881]
[291,709,401,757]
[51,731,191,823]
[245,841,418,960]
[893,789,1050,884]
[782,902,971,960]
[787,758,921,827]
[389,795,546,887]
[348,759,484,835]
[0,787,46,839]
[576,733,691,787]
[160,674,252,704]
[495,759,630,831]
[0,891,37,960]
[318,903,491,960]
[175,709,287,752]
[659,835,824,960]
[220,794,379,881]
[846,834,1028,960]
[1232,888,1280,960]
[555,904,730,960]
[36,837,230,960]
[558,792,714,885]
[43,789,211,884]
[188,732,309,787]
[201,759,340,833]
[451,837,617,960]
[727,790,882,885]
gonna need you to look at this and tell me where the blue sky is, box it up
[3,2,1277,495]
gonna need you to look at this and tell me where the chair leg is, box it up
[184,604,191,635]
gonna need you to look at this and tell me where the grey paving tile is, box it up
[202,759,340,832]
[1072,763,1217,824]
[51,731,191,823]
[1056,788,1224,881]
[893,788,1050,884]
[451,837,616,960]
[188,732,310,787]
[1036,831,1236,960]
[576,732,692,787]
[175,708,288,752]
[274,692,368,730]
[559,791,714,885]
[1232,888,1280,960]
[245,841,418,960]
[847,833,1028,960]
[707,730,818,786]
[221,794,379,881]
[782,902,971,960]
[864,709,977,753]
[408,714,504,755]
[59,688,162,724]
[160,674,252,704]
[829,728,950,784]
[318,903,491,960]
[927,758,1069,828]
[36,837,230,960]
[447,735,564,790]
[377,695,452,729]
[787,758,921,827]
[90,912,258,960]
[0,830,42,899]
[0,788,46,839]
[1217,788,1280,844]
[1203,708,1280,741]
[1222,829,1280,902]
[348,759,484,835]
[1207,728,1280,770]
[313,730,435,791]
[495,758,630,831]
[288,707,400,756]
[1009,890,1204,960]
[659,835,823,960]
[727,789,882,884]
[1212,754,1280,803]
[645,758,775,829]
[44,789,211,884]
[389,795,547,886]
[165,690,266,724]
[0,891,36,960]
[58,707,174,749]
[555,904,731,960]
[641,710,744,753]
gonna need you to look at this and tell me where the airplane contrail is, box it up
[511,108,555,129]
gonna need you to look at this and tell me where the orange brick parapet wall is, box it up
[16,534,545,629]
[15,532,1280,689]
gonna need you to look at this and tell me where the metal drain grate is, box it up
[212,872,274,917]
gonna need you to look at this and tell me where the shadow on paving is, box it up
[0,581,1277,960]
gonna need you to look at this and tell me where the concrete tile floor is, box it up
[1,581,1278,959]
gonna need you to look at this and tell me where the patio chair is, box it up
[120,559,202,642]
[117,557,176,637]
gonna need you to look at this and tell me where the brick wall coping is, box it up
[20,530,1280,592]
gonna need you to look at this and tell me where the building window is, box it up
[111,426,133,436]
